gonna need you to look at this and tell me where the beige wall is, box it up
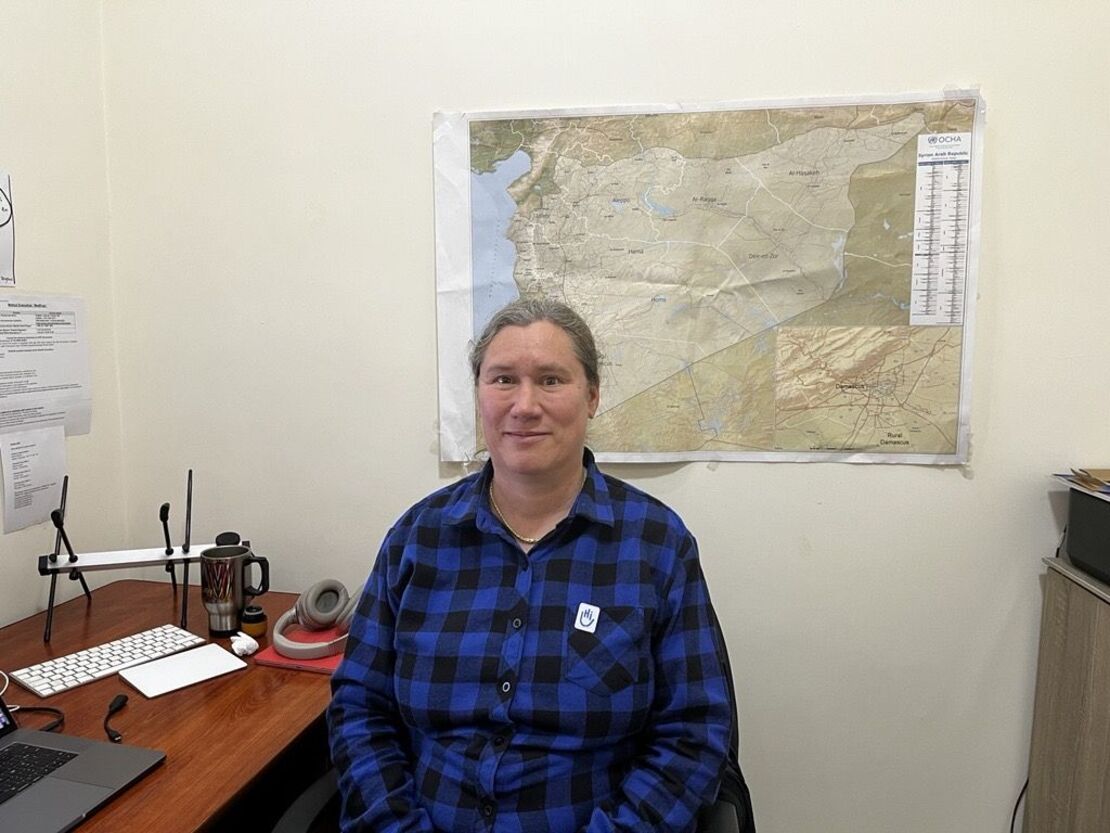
[0,3,128,617]
[3,2,1110,830]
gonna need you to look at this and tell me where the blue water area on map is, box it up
[831,232,847,293]
[754,332,772,357]
[869,292,911,311]
[641,189,675,218]
[471,150,532,337]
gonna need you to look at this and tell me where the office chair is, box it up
[696,601,756,833]
[271,767,339,833]
[271,605,754,833]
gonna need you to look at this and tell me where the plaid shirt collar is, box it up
[442,447,615,532]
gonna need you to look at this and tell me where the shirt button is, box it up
[500,680,512,694]
[481,801,495,818]
[511,617,523,629]
[492,734,507,748]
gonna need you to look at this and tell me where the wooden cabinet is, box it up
[1025,559,1110,832]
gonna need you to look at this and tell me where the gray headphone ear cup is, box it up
[334,583,364,635]
[297,579,349,630]
[272,579,356,660]
[271,607,305,658]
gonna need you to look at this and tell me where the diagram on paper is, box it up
[0,172,13,287]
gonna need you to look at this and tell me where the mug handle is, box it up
[244,554,270,597]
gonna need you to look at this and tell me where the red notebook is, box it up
[253,625,344,674]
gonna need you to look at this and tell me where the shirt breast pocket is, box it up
[564,605,647,696]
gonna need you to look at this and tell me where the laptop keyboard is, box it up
[10,624,206,698]
[0,742,78,805]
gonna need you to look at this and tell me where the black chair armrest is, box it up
[271,767,339,833]
[697,798,742,833]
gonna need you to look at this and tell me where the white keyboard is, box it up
[10,624,206,698]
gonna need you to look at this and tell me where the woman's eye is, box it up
[542,376,561,386]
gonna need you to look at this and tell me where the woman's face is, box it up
[477,321,598,482]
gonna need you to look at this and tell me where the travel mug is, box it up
[200,545,270,635]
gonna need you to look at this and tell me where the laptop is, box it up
[0,692,164,833]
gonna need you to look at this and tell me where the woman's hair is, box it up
[469,297,600,389]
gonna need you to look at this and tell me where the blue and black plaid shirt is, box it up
[328,451,731,832]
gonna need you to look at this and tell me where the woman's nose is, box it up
[510,381,541,414]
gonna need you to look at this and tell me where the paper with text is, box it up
[0,293,92,435]
[0,425,65,532]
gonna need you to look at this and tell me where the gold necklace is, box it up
[489,485,542,544]
[489,469,587,544]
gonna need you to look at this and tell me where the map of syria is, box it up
[440,95,981,461]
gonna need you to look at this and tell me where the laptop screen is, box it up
[0,694,16,736]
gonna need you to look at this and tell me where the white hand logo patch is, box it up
[575,602,600,633]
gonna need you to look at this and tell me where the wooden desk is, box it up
[0,580,332,832]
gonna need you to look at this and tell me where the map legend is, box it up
[911,132,972,326]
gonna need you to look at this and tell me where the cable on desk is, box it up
[2,669,66,732]
[0,669,18,712]
[103,693,128,743]
[14,705,65,732]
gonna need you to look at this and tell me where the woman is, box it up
[328,298,731,832]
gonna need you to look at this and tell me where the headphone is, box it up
[272,579,362,660]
